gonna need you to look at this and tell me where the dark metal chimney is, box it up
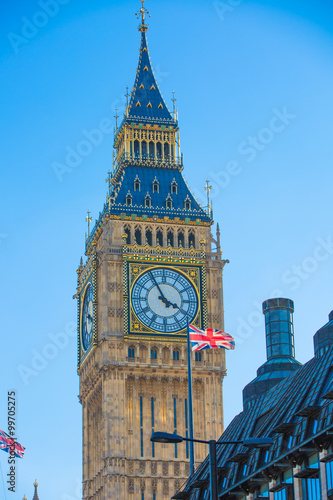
[243,298,302,410]
[263,298,296,360]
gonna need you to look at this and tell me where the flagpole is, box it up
[186,318,195,476]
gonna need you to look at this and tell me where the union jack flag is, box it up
[189,325,235,352]
[0,429,25,458]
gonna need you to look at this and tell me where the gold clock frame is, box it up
[77,251,98,371]
[123,257,207,342]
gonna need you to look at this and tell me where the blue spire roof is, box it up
[107,165,211,222]
[125,30,176,126]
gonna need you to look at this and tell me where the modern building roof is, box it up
[173,306,333,499]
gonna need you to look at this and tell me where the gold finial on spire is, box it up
[86,210,92,236]
[205,178,212,215]
[136,0,150,32]
[125,86,130,116]
[114,107,119,130]
[106,170,112,191]
[34,480,38,488]
[172,90,177,119]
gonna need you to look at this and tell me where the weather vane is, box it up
[135,0,150,31]
[205,178,212,214]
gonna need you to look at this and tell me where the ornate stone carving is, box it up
[163,479,169,496]
[108,307,123,317]
[128,479,134,494]
[108,282,122,292]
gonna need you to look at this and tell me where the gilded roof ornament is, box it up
[136,0,150,33]
[204,179,212,215]
[86,210,92,238]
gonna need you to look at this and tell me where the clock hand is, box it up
[149,272,169,305]
[167,301,179,309]
[149,273,180,309]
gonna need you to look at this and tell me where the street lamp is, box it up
[151,432,273,500]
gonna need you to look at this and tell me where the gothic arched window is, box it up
[189,230,195,248]
[126,192,132,206]
[135,228,142,245]
[156,229,163,246]
[178,230,185,248]
[151,349,157,360]
[142,141,147,158]
[134,140,140,158]
[167,230,174,247]
[166,195,173,209]
[145,193,151,208]
[195,352,202,362]
[134,176,141,192]
[149,141,155,158]
[124,227,131,244]
[152,178,159,193]
[128,347,135,359]
[146,228,152,246]
[164,143,170,159]
[184,195,191,211]
[171,179,177,194]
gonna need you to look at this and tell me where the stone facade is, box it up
[78,221,227,499]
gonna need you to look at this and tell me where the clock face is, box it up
[131,267,198,333]
[82,283,93,351]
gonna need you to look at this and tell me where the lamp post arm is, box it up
[182,437,243,445]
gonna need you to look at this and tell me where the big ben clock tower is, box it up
[76,3,229,499]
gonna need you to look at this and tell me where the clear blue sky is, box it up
[1,1,333,498]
